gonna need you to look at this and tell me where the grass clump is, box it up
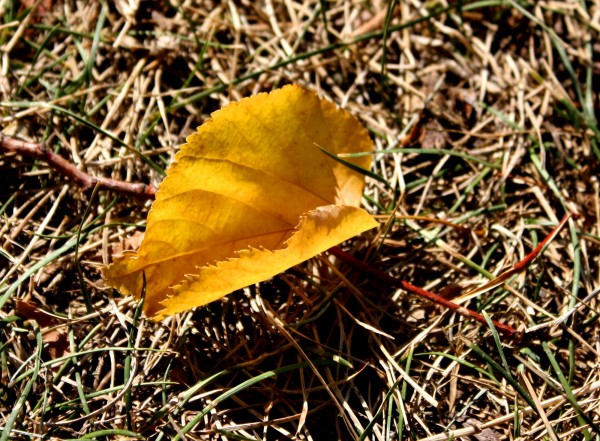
[1,1,599,439]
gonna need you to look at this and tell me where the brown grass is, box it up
[1,1,600,439]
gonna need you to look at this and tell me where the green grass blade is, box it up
[0,327,42,441]
[469,343,537,410]
[542,342,598,437]
[172,361,337,441]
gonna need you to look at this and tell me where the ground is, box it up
[1,1,600,440]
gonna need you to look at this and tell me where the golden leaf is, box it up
[104,85,377,319]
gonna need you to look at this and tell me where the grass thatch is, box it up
[1,1,599,439]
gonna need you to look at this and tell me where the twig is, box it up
[0,133,156,199]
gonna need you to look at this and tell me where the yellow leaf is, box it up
[104,84,378,320]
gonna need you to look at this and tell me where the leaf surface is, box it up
[104,85,377,319]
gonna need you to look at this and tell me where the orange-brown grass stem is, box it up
[331,213,576,338]
[329,246,520,338]
[0,133,157,199]
[461,212,575,299]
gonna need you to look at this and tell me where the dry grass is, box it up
[1,0,600,439]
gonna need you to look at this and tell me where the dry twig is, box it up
[0,133,156,199]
